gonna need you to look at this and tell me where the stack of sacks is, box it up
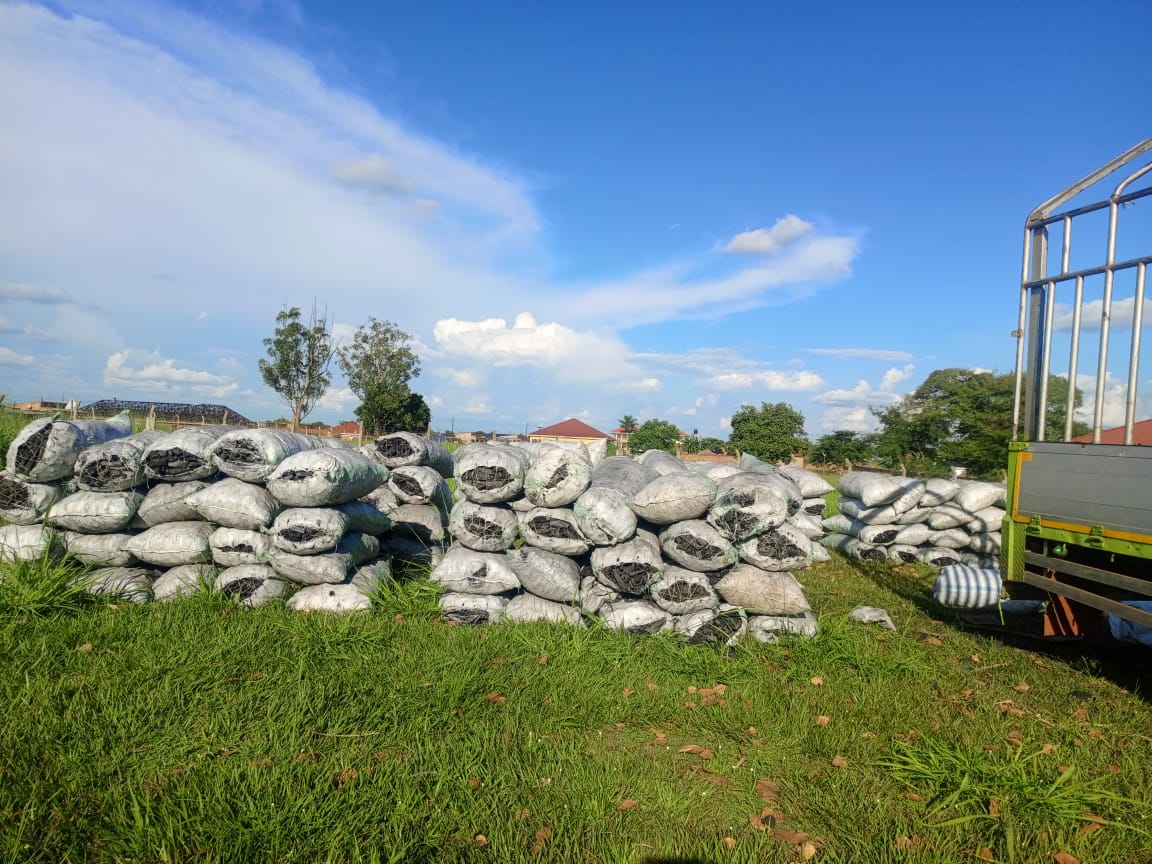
[430,443,824,644]
[819,471,1004,568]
[1,422,410,612]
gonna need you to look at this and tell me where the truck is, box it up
[1003,137,1152,640]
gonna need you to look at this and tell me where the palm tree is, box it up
[618,415,638,434]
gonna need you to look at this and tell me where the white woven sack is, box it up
[74,431,165,492]
[287,583,373,613]
[505,547,581,602]
[153,564,214,601]
[920,478,960,507]
[449,500,519,552]
[838,471,902,507]
[572,487,637,546]
[714,565,810,615]
[628,473,716,525]
[7,412,132,482]
[268,532,379,584]
[270,508,350,555]
[453,444,529,504]
[967,532,1002,555]
[737,523,814,571]
[137,481,210,526]
[267,449,387,507]
[895,507,933,525]
[650,567,719,615]
[439,592,508,624]
[929,528,970,549]
[887,544,921,564]
[856,523,900,545]
[143,426,232,481]
[524,447,592,508]
[124,522,215,567]
[802,497,829,517]
[591,536,665,595]
[888,478,926,514]
[388,465,452,509]
[579,575,619,614]
[788,511,824,539]
[747,612,819,643]
[184,479,280,530]
[210,429,339,483]
[0,524,61,562]
[519,507,591,556]
[82,566,153,603]
[47,490,143,534]
[926,504,972,530]
[919,547,962,568]
[967,507,1007,533]
[955,481,1005,514]
[600,600,670,634]
[674,607,747,646]
[505,593,584,626]
[64,531,139,567]
[837,498,898,525]
[209,527,272,566]
[659,520,737,572]
[0,473,62,525]
[369,432,453,476]
[391,504,448,544]
[431,546,521,595]
[590,457,659,497]
[893,523,933,547]
[777,465,834,497]
[637,450,687,476]
[215,564,288,607]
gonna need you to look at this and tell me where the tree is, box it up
[627,419,682,454]
[258,304,334,432]
[697,437,728,454]
[808,430,873,468]
[618,415,639,434]
[335,318,426,436]
[727,402,808,463]
[871,368,1088,478]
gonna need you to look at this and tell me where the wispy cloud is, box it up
[805,347,913,361]
[0,346,35,366]
[813,379,900,406]
[711,370,824,391]
[0,282,72,304]
[719,215,812,255]
[103,349,238,398]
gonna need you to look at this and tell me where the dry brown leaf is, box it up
[490,656,505,665]
[989,798,1001,815]
[679,744,704,754]
[1107,764,1120,774]
[217,747,238,759]
[810,676,825,686]
[1087,728,1102,739]
[622,687,635,698]
[473,834,488,846]
[614,722,627,729]
[800,841,817,861]
[617,798,638,811]
[746,726,758,735]
[646,682,658,691]
[687,685,698,694]
[393,613,405,622]
[683,701,697,709]
[830,755,848,768]
[537,653,548,665]
[721,836,737,850]
[1058,764,1070,774]
[1042,742,1057,755]
[467,777,483,790]
[293,751,318,763]
[771,828,809,844]
[1073,706,1089,722]
[748,809,777,831]
[903,792,922,801]
[976,847,995,862]
[895,836,919,849]
[1076,823,1103,839]
[1053,853,1080,864]
[815,715,831,727]
[699,749,715,760]
[514,809,530,821]
[246,672,264,680]
[1006,729,1023,747]
[77,643,94,653]
[1014,682,1031,693]
[755,779,781,803]
[531,825,552,855]
[922,636,943,647]
[486,692,507,704]
[335,766,358,786]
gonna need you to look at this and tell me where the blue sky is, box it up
[1,0,1150,436]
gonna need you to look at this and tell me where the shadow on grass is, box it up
[844,556,1152,705]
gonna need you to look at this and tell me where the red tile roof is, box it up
[330,421,362,435]
[530,418,611,439]
[1069,419,1152,445]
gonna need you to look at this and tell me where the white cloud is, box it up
[720,215,813,255]
[818,406,879,433]
[813,379,900,406]
[1055,297,1152,332]
[103,349,238,398]
[433,367,484,388]
[0,281,71,304]
[711,370,824,391]
[427,394,444,408]
[1069,371,1152,432]
[0,346,35,365]
[461,396,493,415]
[607,377,662,393]
[317,386,357,413]
[331,154,413,195]
[0,315,55,342]
[719,416,731,429]
[881,363,916,390]
[805,347,913,361]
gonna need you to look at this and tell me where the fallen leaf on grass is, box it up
[646,682,658,691]
[1014,682,1031,693]
[393,613,405,623]
[1073,706,1089,722]
[895,835,922,849]
[922,636,943,647]
[800,841,817,860]
[531,826,552,855]
[1053,853,1080,864]
[622,688,635,698]
[699,684,728,706]
[293,752,318,763]
[1087,728,1102,739]
[76,643,93,653]
[815,715,831,727]
[537,653,548,665]
[976,847,995,861]
[683,701,697,709]
[678,745,715,759]
[650,730,668,747]
[217,747,238,759]
[722,836,737,850]
[486,692,507,704]
[830,755,848,768]
[771,828,809,844]
[617,799,638,811]
[1107,764,1120,774]
[1042,742,1057,755]
[473,834,488,846]
[335,766,358,786]
[1006,729,1023,747]
[1077,823,1103,839]
[903,792,922,801]
[514,810,530,821]
[755,779,781,803]
[810,676,825,686]
[467,777,483,790]
[989,798,1001,815]
[748,809,776,831]
[746,726,758,735]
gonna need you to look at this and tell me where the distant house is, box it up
[79,399,254,425]
[330,421,362,440]
[529,418,612,445]
[11,400,68,412]
[1069,419,1152,446]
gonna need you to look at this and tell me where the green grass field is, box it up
[2,552,1150,864]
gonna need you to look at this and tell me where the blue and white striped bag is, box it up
[932,565,1002,609]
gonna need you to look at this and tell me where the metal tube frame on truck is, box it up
[1003,137,1152,639]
